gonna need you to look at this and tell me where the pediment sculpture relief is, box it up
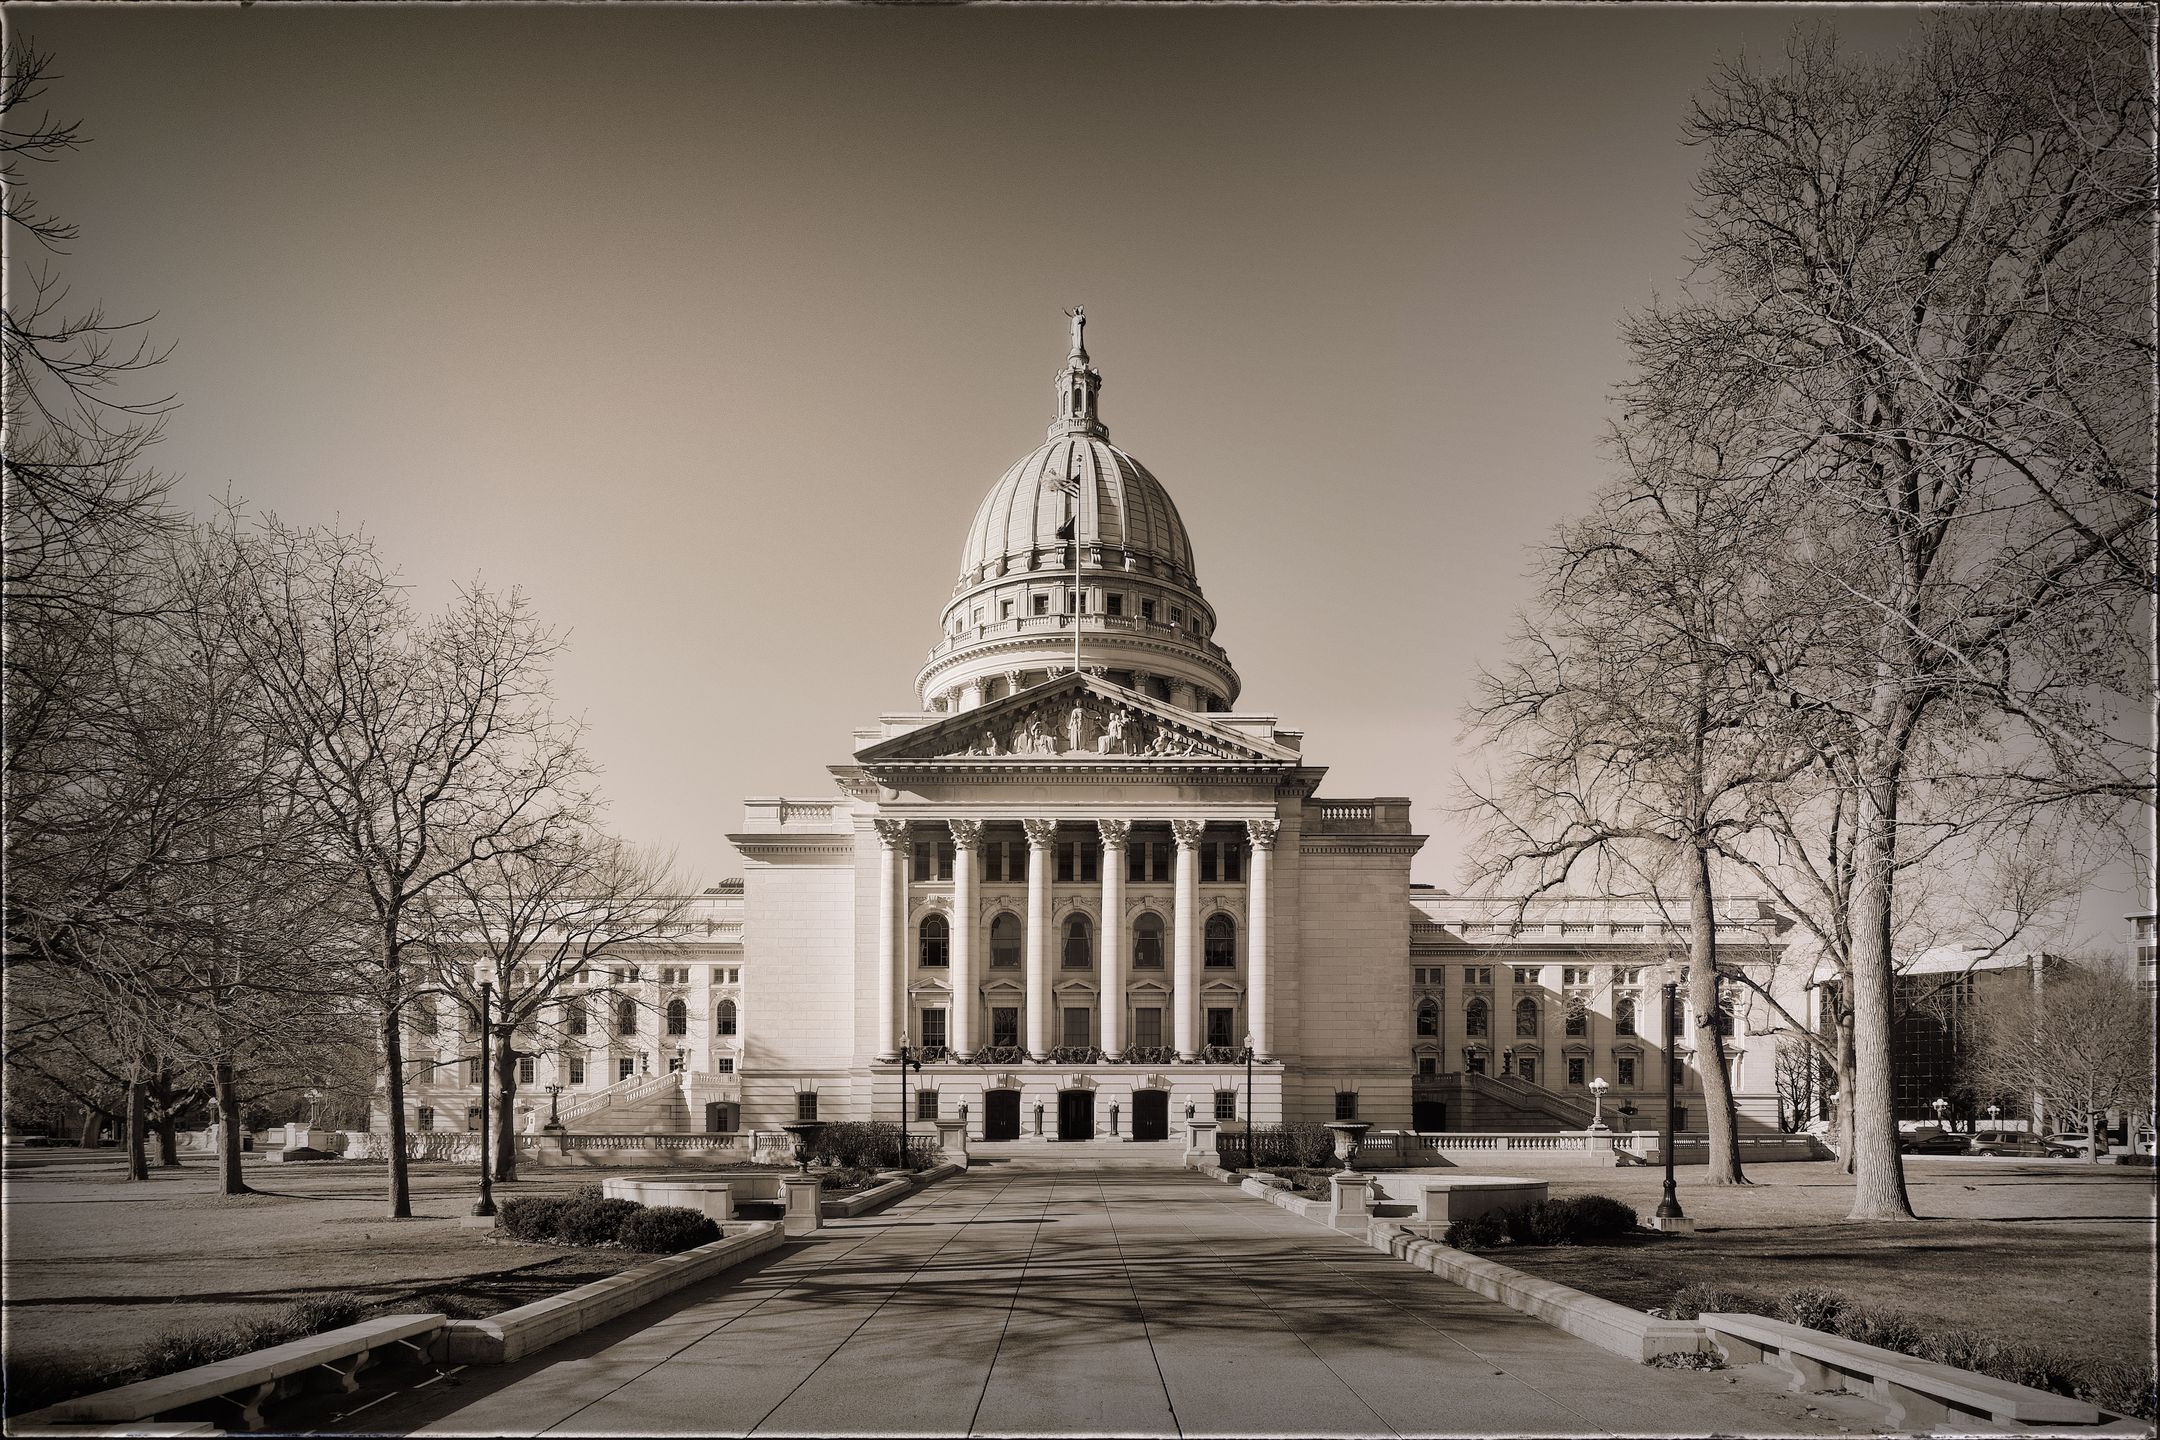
[947,694,1238,760]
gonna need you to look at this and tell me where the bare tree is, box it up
[1966,960,2154,1162]
[223,515,589,1219]
[1465,415,1811,1184]
[1632,11,2153,1219]
[420,833,691,1186]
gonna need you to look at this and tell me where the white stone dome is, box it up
[957,438,1197,592]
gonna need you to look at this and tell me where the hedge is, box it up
[617,1205,720,1254]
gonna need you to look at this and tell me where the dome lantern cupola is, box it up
[918,311,1240,717]
[1051,306,1107,441]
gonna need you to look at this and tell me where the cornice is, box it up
[726,834,855,863]
[1298,836,1429,857]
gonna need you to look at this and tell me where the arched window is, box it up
[990,912,1022,968]
[919,913,949,968]
[716,999,737,1036]
[1416,999,1440,1037]
[1614,997,1636,1037]
[1515,997,1539,1037]
[1132,913,1164,969]
[1062,914,1093,969]
[615,997,638,1036]
[666,998,687,1036]
[1204,914,1236,968]
[1466,997,1489,1038]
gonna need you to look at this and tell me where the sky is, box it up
[5,2,2146,951]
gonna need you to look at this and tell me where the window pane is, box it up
[1334,1091,1358,1121]
[917,1089,939,1121]
[1204,914,1236,967]
[1206,1008,1233,1046]
[921,1008,947,1049]
[1063,1007,1090,1047]
[1133,915,1163,968]
[992,1008,1019,1046]
[1134,1008,1162,1048]
[1214,1090,1237,1120]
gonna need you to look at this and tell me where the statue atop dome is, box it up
[1065,305,1087,361]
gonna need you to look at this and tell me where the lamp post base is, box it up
[1648,1214,1695,1234]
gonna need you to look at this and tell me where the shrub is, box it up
[1660,1282,1764,1321]
[1503,1195,1638,1245]
[497,1195,573,1243]
[808,1121,905,1171]
[555,1196,641,1247]
[1838,1303,1922,1353]
[617,1205,720,1254]
[1246,1123,1336,1170]
[1446,1211,1511,1250]
[285,1295,363,1334]
[1773,1288,1849,1332]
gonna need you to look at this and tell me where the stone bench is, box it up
[600,1176,733,1221]
[1700,1313,2102,1430]
[1407,1176,1547,1225]
[24,1314,446,1432]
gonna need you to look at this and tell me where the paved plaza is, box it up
[318,1153,1871,1437]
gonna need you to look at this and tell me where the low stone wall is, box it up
[601,1176,734,1221]
[443,1223,783,1365]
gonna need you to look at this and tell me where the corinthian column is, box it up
[873,819,909,1061]
[1247,819,1279,1061]
[949,819,982,1055]
[1170,819,1206,1059]
[1022,819,1058,1060]
[1098,820,1130,1055]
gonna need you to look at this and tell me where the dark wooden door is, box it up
[1132,1089,1169,1141]
[1412,1100,1447,1133]
[984,1090,1021,1141]
[1057,1090,1095,1141]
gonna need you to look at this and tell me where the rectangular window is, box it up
[416,1106,435,1131]
[618,1057,636,1081]
[1134,1007,1163,1049]
[1214,1090,1237,1121]
[1062,1007,1090,1048]
[1567,1057,1586,1086]
[797,1091,818,1122]
[1032,594,1049,616]
[1170,606,1183,626]
[715,1056,735,1074]
[992,1008,1020,1047]
[566,1000,587,1036]
[518,1055,536,1085]
[1419,1056,1438,1077]
[668,1053,685,1074]
[1564,1001,1587,1037]
[1413,967,1426,984]
[1222,844,1241,883]
[1057,844,1074,883]
[1472,967,1493,985]
[1106,593,1124,617]
[1617,1056,1636,1088]
[1674,1105,1689,1130]
[921,1008,947,1049]
[1201,844,1218,884]
[917,1089,940,1121]
[414,1002,438,1036]
[1206,1007,1234,1047]
[1517,1057,1536,1084]
[1334,1091,1359,1121]
[1000,599,1014,620]
[1564,967,1594,986]
[468,1057,484,1085]
[1513,967,1539,985]
[1141,598,1156,621]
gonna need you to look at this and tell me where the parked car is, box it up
[1897,1127,1971,1155]
[1968,1130,2050,1158]
[2040,1131,2110,1159]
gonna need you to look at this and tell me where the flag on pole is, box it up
[1052,467,1079,541]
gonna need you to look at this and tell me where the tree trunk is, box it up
[1686,844,1747,1183]
[1834,1022,1857,1176]
[1845,767,1917,1220]
[124,1069,149,1182]
[155,1115,180,1167]
[379,1003,413,1219]
[493,1038,519,1183]
[77,1110,101,1148]
[213,1061,250,1196]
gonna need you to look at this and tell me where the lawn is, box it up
[1484,1156,2156,1380]
[0,1150,635,1380]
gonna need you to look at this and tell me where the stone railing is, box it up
[1193,1044,1248,1065]
[1046,1044,1105,1065]
[555,1133,750,1153]
[554,1070,678,1127]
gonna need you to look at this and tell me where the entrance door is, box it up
[984,1089,1021,1141]
[1412,1100,1447,1133]
[1132,1089,1169,1141]
[1058,1090,1096,1141]
[704,1101,739,1133]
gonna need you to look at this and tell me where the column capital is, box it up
[948,818,984,850]
[1022,818,1060,850]
[1246,819,1281,851]
[1096,818,1132,849]
[1169,819,1207,850]
[873,818,910,848]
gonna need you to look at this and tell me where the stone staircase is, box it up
[553,1071,690,1132]
[1423,1072,1599,1132]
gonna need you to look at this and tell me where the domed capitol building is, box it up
[396,314,1803,1149]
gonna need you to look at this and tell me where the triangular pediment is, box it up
[856,673,1297,766]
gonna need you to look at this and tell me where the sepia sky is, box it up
[6,2,2144,949]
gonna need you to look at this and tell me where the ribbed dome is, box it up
[958,437,1197,588]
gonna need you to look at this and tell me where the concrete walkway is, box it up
[332,1156,1869,1436]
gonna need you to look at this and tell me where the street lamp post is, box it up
[1654,982,1684,1227]
[1588,1076,1609,1131]
[473,978,496,1218]
[896,1029,923,1170]
[1242,1031,1255,1167]
[1987,1103,2002,1127]
[1931,1097,1949,1130]
[545,1083,564,1130]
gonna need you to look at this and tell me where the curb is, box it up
[1196,1163,1707,1363]
[442,1222,783,1364]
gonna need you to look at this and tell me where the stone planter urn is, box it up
[1323,1121,1372,1173]
[779,1120,827,1175]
